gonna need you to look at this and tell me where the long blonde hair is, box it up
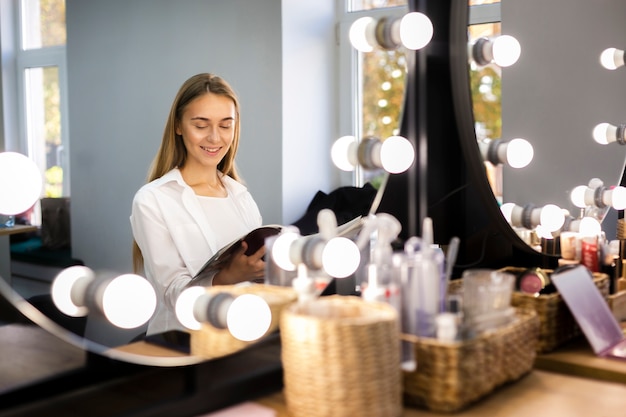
[133,73,242,273]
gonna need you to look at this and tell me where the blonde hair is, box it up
[133,73,242,273]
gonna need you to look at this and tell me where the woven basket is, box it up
[190,283,297,359]
[503,267,609,353]
[402,308,539,412]
[281,295,402,417]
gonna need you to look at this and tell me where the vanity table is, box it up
[255,370,626,417]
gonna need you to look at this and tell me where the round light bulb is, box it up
[321,236,360,278]
[101,274,156,329]
[380,135,415,173]
[227,294,271,342]
[539,204,565,232]
[579,217,601,237]
[331,135,358,171]
[505,138,534,168]
[399,12,433,50]
[600,48,625,70]
[271,231,300,271]
[492,35,521,67]
[592,123,612,145]
[175,286,206,330]
[609,186,626,210]
[51,265,95,317]
[570,185,588,208]
[349,16,376,53]
[0,152,42,215]
[535,224,554,239]
[500,202,515,223]
[588,178,604,189]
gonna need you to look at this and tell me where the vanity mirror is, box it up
[470,0,626,253]
[1,0,406,374]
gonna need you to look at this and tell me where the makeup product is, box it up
[403,217,442,338]
[516,267,554,296]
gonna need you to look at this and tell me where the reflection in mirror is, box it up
[469,1,626,260]
[2,0,415,369]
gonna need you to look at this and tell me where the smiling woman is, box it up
[131,73,266,337]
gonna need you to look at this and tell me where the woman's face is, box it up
[176,92,236,171]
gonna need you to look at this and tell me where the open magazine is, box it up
[191,215,365,283]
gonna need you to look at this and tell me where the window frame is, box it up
[336,3,408,187]
[0,0,70,197]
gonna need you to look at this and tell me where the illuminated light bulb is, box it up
[333,135,414,173]
[331,135,359,171]
[492,35,521,67]
[538,204,565,233]
[51,265,95,317]
[535,225,554,240]
[399,12,433,50]
[0,152,42,215]
[570,179,626,210]
[608,186,626,210]
[51,267,156,329]
[175,288,271,342]
[600,47,625,70]
[102,274,156,329]
[505,138,534,168]
[271,229,300,271]
[500,202,515,223]
[227,294,271,342]
[592,122,626,145]
[380,135,415,173]
[175,286,206,330]
[321,236,361,278]
[350,13,433,53]
[349,16,376,52]
[502,202,564,232]
[479,138,533,168]
[471,35,521,67]
[579,216,602,237]
[570,185,589,208]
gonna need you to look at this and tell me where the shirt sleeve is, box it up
[130,188,196,311]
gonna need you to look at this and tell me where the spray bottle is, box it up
[356,213,402,312]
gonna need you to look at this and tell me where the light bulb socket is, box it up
[206,292,235,329]
[521,203,536,229]
[302,236,325,270]
[594,186,608,208]
[617,124,626,145]
[472,37,492,66]
[485,138,503,165]
[375,16,401,50]
[358,137,383,170]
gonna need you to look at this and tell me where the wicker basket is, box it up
[402,308,539,412]
[190,283,297,359]
[281,295,402,417]
[503,267,609,353]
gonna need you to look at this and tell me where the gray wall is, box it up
[67,0,336,271]
[501,0,626,238]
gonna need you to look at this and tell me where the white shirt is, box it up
[130,168,262,335]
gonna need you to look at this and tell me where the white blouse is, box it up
[130,168,262,335]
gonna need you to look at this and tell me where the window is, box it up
[337,0,409,188]
[2,0,68,220]
[468,1,502,200]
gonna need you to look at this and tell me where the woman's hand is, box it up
[212,241,266,285]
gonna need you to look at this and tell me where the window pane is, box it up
[360,47,407,185]
[469,22,502,200]
[349,0,407,13]
[25,66,64,197]
[21,0,66,50]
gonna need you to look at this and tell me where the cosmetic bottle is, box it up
[402,217,442,338]
[357,213,402,313]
